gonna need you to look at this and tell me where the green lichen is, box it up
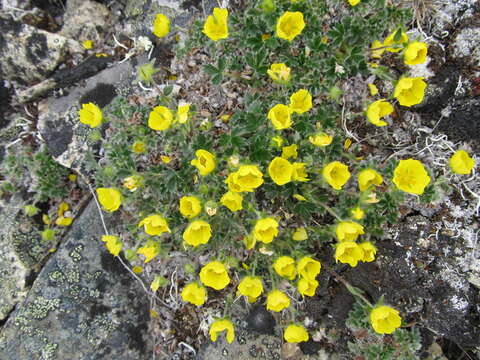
[65,267,80,284]
[69,245,83,263]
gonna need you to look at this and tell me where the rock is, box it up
[452,26,480,67]
[59,0,113,45]
[431,0,479,36]
[0,196,55,321]
[0,200,153,359]
[0,15,71,85]
[37,59,136,170]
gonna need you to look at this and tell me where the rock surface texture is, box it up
[0,200,152,360]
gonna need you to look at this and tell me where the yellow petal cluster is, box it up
[358,168,383,192]
[384,30,409,53]
[266,289,290,312]
[336,221,365,242]
[203,8,229,41]
[322,161,351,190]
[253,217,279,244]
[273,256,297,280]
[268,104,292,130]
[191,149,216,176]
[268,157,293,185]
[284,324,309,343]
[101,235,122,256]
[148,106,173,131]
[226,165,264,192]
[449,150,475,175]
[183,220,212,247]
[237,276,263,303]
[153,13,170,38]
[289,89,312,114]
[181,282,207,306]
[367,99,393,127]
[394,77,427,107]
[96,188,122,212]
[137,240,161,263]
[335,241,364,267]
[138,214,170,236]
[220,191,243,212]
[370,306,402,334]
[267,63,291,84]
[360,242,377,262]
[297,257,321,280]
[292,227,308,241]
[176,104,190,124]
[404,41,428,66]
[309,133,333,147]
[79,102,102,128]
[392,159,431,195]
[281,144,298,160]
[209,319,235,343]
[179,196,202,218]
[297,277,318,297]
[200,261,230,290]
[276,11,305,41]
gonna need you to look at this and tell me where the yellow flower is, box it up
[230,165,264,192]
[268,157,293,185]
[101,235,122,256]
[404,41,428,65]
[368,83,379,96]
[179,196,202,218]
[132,141,146,153]
[148,106,173,131]
[276,11,305,41]
[55,217,73,226]
[266,289,290,312]
[42,214,51,225]
[293,194,307,202]
[183,220,212,247]
[220,191,243,212]
[344,138,352,150]
[203,8,229,41]
[243,234,256,250]
[191,149,216,176]
[82,40,93,49]
[351,207,365,220]
[123,175,143,192]
[57,202,69,217]
[175,104,190,123]
[392,159,431,195]
[370,306,402,334]
[253,217,279,244]
[161,155,171,164]
[273,256,297,280]
[209,319,234,344]
[267,63,291,84]
[370,40,385,59]
[367,99,393,126]
[153,13,170,38]
[297,277,318,297]
[132,266,143,274]
[309,133,333,147]
[68,174,77,182]
[297,257,321,280]
[336,221,365,242]
[284,324,309,343]
[200,261,230,290]
[225,172,243,193]
[358,168,383,192]
[96,188,122,212]
[137,240,161,263]
[394,77,427,107]
[322,161,351,190]
[281,144,298,159]
[449,150,475,175]
[289,89,312,114]
[181,282,207,306]
[360,242,377,262]
[79,102,102,128]
[138,214,170,236]
[335,241,364,267]
[384,30,409,53]
[292,162,309,182]
[237,277,263,303]
[268,104,293,130]
[292,227,308,241]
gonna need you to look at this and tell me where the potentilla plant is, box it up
[78,0,476,353]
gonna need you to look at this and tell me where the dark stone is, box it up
[25,32,49,63]
[79,83,117,108]
[299,339,322,355]
[31,0,68,18]
[245,304,275,334]
[52,55,112,88]
[42,119,73,158]
[0,76,12,129]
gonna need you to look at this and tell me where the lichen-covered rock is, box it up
[37,59,135,170]
[453,26,480,67]
[59,0,113,45]
[0,200,153,359]
[0,15,70,85]
[0,196,53,320]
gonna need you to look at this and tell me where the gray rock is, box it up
[431,0,479,36]
[59,0,113,46]
[453,26,480,67]
[37,59,136,170]
[0,200,153,359]
[0,15,71,85]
